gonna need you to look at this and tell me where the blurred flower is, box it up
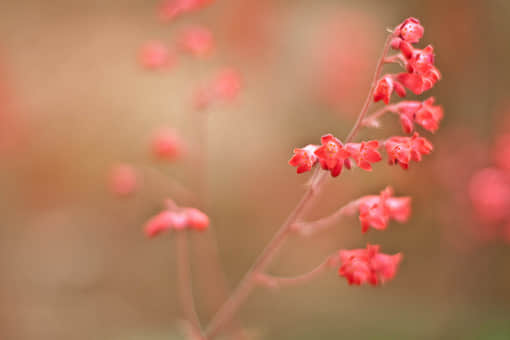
[178,26,214,57]
[193,68,242,110]
[469,167,510,225]
[151,128,183,161]
[145,206,210,237]
[159,0,214,21]
[138,41,176,70]
[109,164,138,196]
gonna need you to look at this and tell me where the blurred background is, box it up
[0,0,509,339]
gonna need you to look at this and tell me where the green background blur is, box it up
[0,0,509,339]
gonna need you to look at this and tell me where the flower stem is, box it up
[204,32,394,339]
[176,231,205,340]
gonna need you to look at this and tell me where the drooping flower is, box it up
[109,164,138,196]
[358,187,411,232]
[345,141,382,171]
[385,133,433,169]
[394,17,424,44]
[395,97,443,133]
[144,205,210,237]
[314,134,350,177]
[151,128,183,161]
[338,244,402,286]
[373,75,406,104]
[178,26,214,56]
[289,144,319,174]
[138,41,176,70]
[396,45,441,95]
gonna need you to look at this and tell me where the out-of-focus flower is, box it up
[178,26,214,56]
[338,244,402,286]
[193,68,242,110]
[493,134,510,171]
[138,41,176,70]
[469,168,510,224]
[151,129,183,161]
[159,0,214,21]
[109,164,138,196]
[144,205,210,237]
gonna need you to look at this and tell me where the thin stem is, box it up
[204,32,395,339]
[295,198,360,236]
[345,33,395,143]
[362,105,398,128]
[255,254,340,289]
[176,231,205,340]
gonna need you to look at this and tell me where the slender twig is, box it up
[255,254,341,289]
[362,105,397,128]
[204,32,395,339]
[294,198,361,236]
[176,231,205,340]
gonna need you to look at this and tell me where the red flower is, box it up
[373,75,406,104]
[395,97,443,133]
[338,244,402,286]
[185,208,210,231]
[493,134,510,171]
[345,141,382,171]
[151,129,183,161]
[109,164,137,196]
[394,17,424,44]
[138,41,176,70]
[358,187,411,232]
[144,211,176,237]
[289,144,319,174]
[469,168,510,224]
[397,45,441,95]
[178,26,214,56]
[314,134,350,177]
[385,133,433,169]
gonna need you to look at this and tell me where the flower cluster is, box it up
[357,187,411,233]
[145,205,210,237]
[338,244,402,285]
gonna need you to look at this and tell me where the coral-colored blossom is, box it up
[396,97,443,133]
[138,41,175,70]
[358,187,411,232]
[159,0,214,21]
[193,68,242,110]
[110,164,137,196]
[289,144,319,174]
[178,26,214,56]
[385,133,433,169]
[314,134,350,177]
[345,141,382,171]
[151,129,183,161]
[373,75,406,104]
[144,206,210,237]
[338,244,402,285]
[394,17,424,44]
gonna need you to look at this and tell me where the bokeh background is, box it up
[0,0,509,339]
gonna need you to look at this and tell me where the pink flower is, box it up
[345,140,382,171]
[358,187,411,232]
[289,144,319,174]
[159,0,214,21]
[385,133,433,169]
[144,206,210,237]
[396,45,441,95]
[395,97,444,133]
[138,41,175,70]
[314,134,350,177]
[109,164,137,196]
[373,75,406,104]
[151,129,183,161]
[394,17,424,44]
[338,244,402,286]
[178,26,214,56]
[193,68,242,110]
[469,168,510,224]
